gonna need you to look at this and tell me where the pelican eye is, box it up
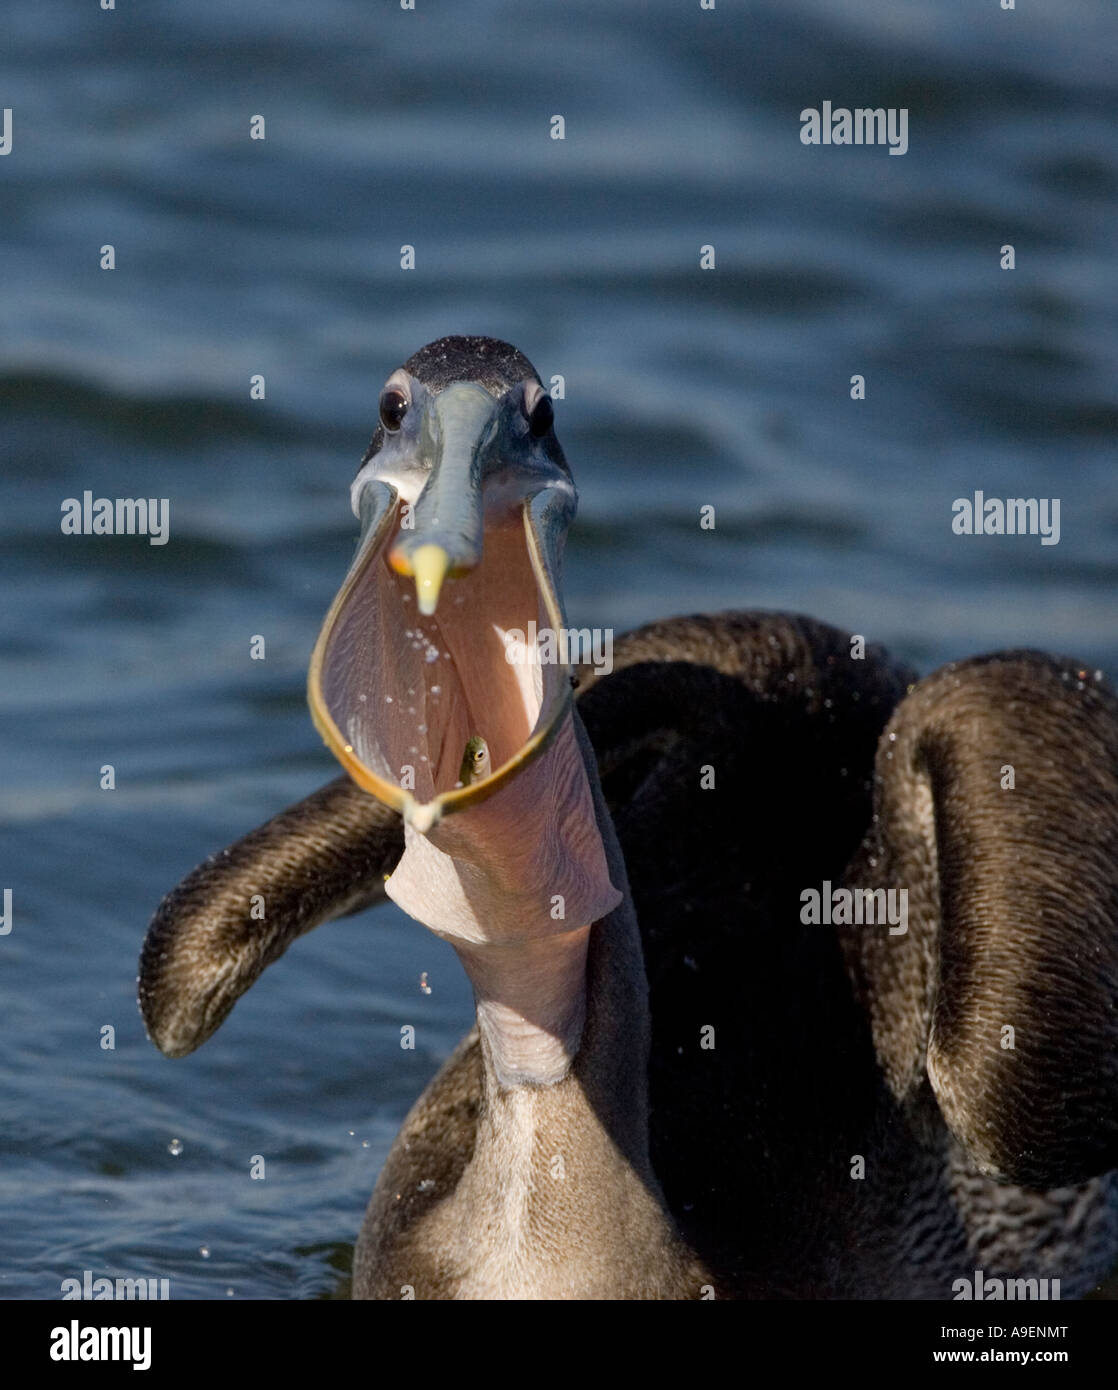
[379,388,409,432]
[525,393,554,439]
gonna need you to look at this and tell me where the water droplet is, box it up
[168,1138,183,1157]
[417,723,427,734]
[419,972,432,995]
[417,1178,436,1193]
[358,693,367,703]
[199,1246,210,1259]
[888,732,896,742]
[385,695,393,704]
[430,685,441,695]
[348,1130,355,1137]
[362,1140,371,1149]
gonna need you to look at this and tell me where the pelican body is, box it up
[139,337,1118,1299]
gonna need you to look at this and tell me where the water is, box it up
[2,0,1116,1299]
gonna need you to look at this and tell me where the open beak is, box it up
[307,386,576,835]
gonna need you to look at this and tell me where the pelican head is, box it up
[309,336,578,835]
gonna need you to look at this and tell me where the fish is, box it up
[458,735,491,787]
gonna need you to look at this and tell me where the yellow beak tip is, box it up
[412,544,450,617]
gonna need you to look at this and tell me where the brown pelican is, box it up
[139,336,1118,1299]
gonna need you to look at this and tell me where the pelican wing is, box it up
[139,776,402,1057]
[841,651,1118,1188]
